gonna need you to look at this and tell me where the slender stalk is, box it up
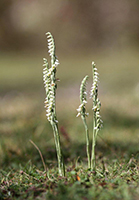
[51,122,65,176]
[77,75,91,169]
[91,112,97,171]
[82,116,91,169]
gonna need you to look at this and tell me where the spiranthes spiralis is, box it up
[77,62,103,172]
[77,75,91,169]
[90,61,103,171]
[43,32,65,176]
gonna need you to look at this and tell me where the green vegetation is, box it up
[0,41,139,198]
[0,156,138,200]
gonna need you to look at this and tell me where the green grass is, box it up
[0,157,138,200]
[0,48,139,199]
[0,98,138,199]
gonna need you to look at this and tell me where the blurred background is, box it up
[0,0,139,168]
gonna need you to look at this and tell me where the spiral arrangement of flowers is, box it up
[77,62,103,171]
[43,32,65,176]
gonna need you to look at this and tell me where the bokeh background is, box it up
[0,0,139,168]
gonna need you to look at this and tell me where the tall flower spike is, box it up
[77,75,89,118]
[46,32,59,69]
[90,62,99,98]
[90,61,103,171]
[43,32,65,176]
[77,75,91,169]
[43,32,59,123]
[46,32,55,58]
[90,62,103,131]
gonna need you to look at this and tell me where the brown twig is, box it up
[29,139,47,173]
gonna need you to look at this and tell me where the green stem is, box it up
[82,116,91,169]
[50,76,65,176]
[51,121,65,176]
[91,112,96,171]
